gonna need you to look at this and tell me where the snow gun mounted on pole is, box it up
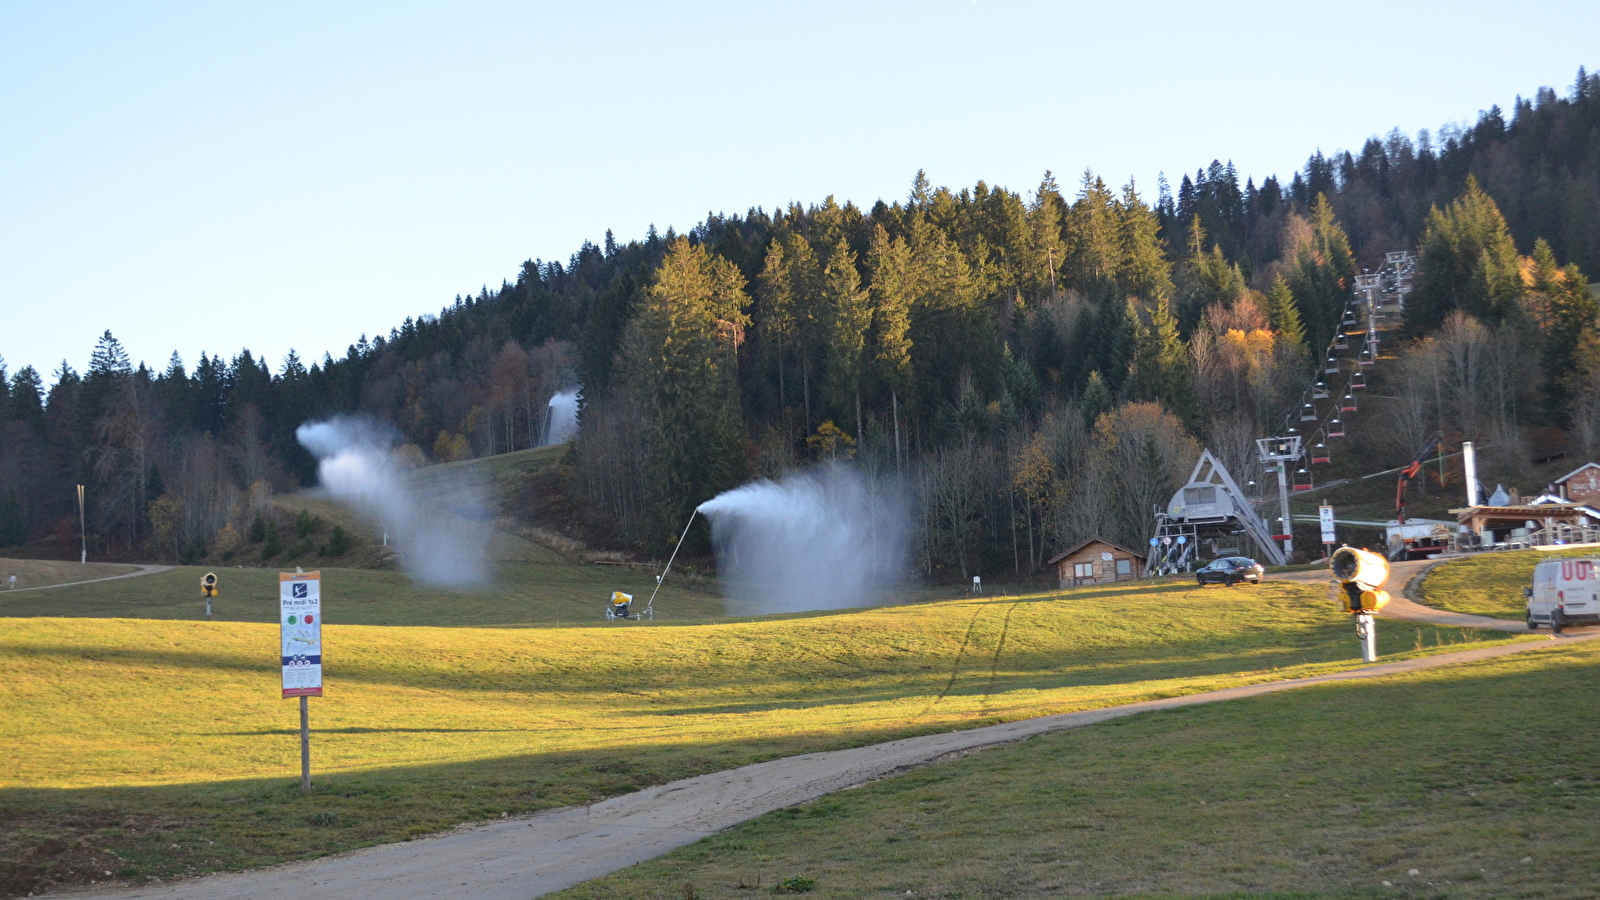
[1330,545,1391,662]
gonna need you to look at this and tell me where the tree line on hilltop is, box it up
[1,70,1597,577]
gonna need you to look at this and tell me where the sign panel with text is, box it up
[280,571,323,698]
[1319,506,1337,545]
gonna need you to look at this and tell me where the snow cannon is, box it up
[606,591,636,621]
[1330,546,1390,613]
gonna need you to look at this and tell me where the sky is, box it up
[3,1,1598,382]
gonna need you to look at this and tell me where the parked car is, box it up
[1196,556,1264,586]
[1525,557,1600,633]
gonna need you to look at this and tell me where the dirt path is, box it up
[2,564,173,594]
[51,625,1596,900]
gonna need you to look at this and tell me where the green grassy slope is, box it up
[555,640,1600,900]
[0,559,138,589]
[0,579,1524,893]
[1417,547,1600,620]
[0,562,724,625]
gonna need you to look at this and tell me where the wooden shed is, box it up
[1047,537,1144,588]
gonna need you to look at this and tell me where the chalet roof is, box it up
[1046,536,1146,566]
[1452,503,1600,521]
[1555,461,1600,485]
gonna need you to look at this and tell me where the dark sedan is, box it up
[1196,556,1264,586]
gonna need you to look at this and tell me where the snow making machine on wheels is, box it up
[605,591,651,621]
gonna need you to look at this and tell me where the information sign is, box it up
[1319,505,1337,544]
[280,571,323,698]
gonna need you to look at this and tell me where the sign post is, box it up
[1318,503,1337,560]
[280,571,322,792]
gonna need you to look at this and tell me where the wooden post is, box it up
[300,695,311,792]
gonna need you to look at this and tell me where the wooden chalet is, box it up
[1048,537,1145,588]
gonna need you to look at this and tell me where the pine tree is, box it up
[1080,370,1113,427]
[1028,171,1066,300]
[637,237,752,549]
[1116,180,1175,305]
[1533,239,1599,417]
[820,238,872,437]
[1266,276,1306,347]
[866,224,915,462]
[1411,176,1522,331]
[1124,299,1191,418]
[1064,171,1121,303]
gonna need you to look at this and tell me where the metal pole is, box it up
[1355,613,1377,662]
[645,510,697,618]
[76,484,86,564]
[300,695,311,792]
[1276,462,1294,558]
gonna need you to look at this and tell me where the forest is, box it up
[2,69,1598,578]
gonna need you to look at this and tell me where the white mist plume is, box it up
[697,464,909,614]
[543,390,579,445]
[296,417,490,589]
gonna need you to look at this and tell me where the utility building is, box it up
[1049,537,1144,588]
[1555,462,1600,505]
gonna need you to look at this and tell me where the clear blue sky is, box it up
[4,1,1597,382]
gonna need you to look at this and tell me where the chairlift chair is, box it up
[1300,403,1318,421]
[1293,467,1313,491]
[1341,392,1357,412]
[1313,382,1330,399]
[1334,335,1349,351]
[1312,441,1331,464]
[1329,417,1345,437]
[1351,371,1366,389]
[1325,357,1340,374]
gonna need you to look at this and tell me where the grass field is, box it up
[0,559,138,590]
[0,578,1526,894]
[1416,547,1600,620]
[552,639,1600,900]
[0,561,727,625]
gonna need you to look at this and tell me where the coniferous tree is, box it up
[635,237,751,548]
[1265,277,1307,348]
[820,238,872,437]
[1410,176,1523,332]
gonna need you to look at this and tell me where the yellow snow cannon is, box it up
[1330,546,1390,613]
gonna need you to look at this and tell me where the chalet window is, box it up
[1184,486,1216,505]
[1115,558,1132,576]
[1073,562,1094,579]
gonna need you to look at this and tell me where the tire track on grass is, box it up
[982,599,1022,711]
[915,602,986,718]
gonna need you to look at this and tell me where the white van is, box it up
[1525,557,1600,632]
